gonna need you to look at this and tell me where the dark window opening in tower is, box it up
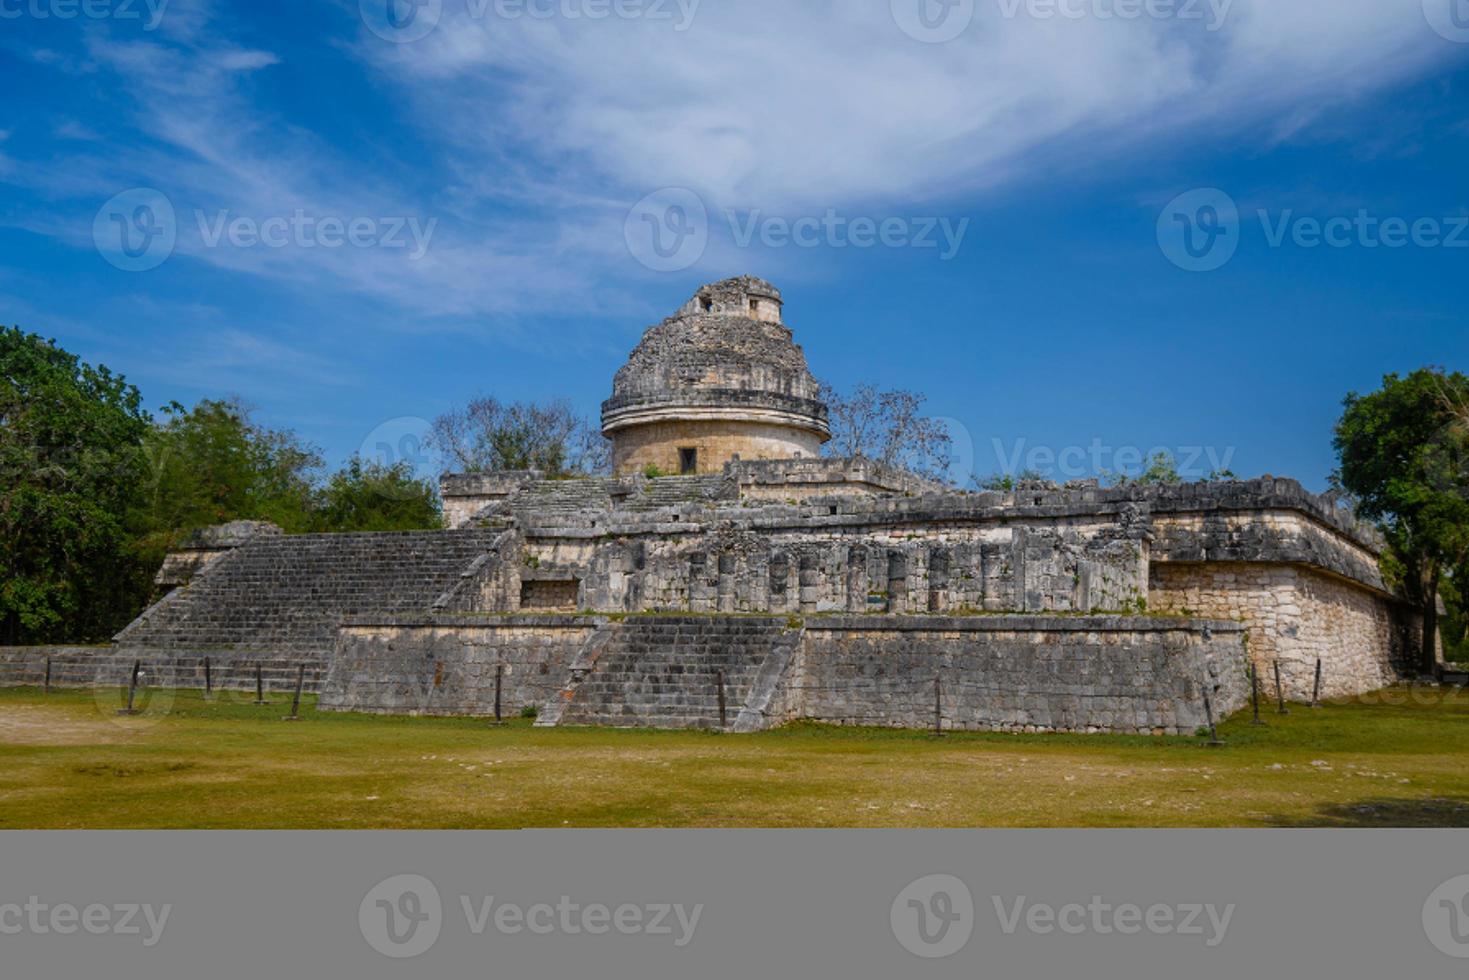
[679,448,698,474]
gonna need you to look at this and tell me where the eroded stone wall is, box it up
[1148,563,1414,698]
[793,616,1247,734]
[318,617,601,716]
[560,515,1148,617]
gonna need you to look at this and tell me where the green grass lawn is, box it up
[1,685,1467,828]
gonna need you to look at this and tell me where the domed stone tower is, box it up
[602,276,830,476]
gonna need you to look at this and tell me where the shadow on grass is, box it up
[1266,796,1469,827]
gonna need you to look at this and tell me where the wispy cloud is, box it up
[5,0,1460,324]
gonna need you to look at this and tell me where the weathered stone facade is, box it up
[0,277,1432,733]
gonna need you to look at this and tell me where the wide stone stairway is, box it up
[553,616,798,731]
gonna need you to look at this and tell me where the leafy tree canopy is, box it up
[0,327,152,643]
[1334,368,1469,671]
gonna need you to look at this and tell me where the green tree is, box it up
[1334,368,1469,673]
[0,328,152,643]
[313,457,442,532]
[137,398,322,542]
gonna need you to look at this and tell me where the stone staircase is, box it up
[112,528,510,681]
[549,616,799,730]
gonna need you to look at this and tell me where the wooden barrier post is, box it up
[1310,658,1323,709]
[1274,661,1290,715]
[716,669,728,731]
[44,656,52,695]
[204,657,213,699]
[1202,687,1224,747]
[118,660,142,716]
[283,665,305,721]
[253,664,270,705]
[492,664,505,726]
[1250,665,1265,726]
[933,674,944,738]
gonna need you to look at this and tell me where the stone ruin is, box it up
[0,277,1435,734]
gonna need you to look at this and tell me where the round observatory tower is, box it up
[601,276,830,476]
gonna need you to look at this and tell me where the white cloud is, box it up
[365,0,1451,212]
[8,0,1459,323]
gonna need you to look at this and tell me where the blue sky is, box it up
[1,0,1466,490]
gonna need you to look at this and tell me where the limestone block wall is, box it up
[610,419,824,476]
[318,616,601,717]
[0,646,116,688]
[792,616,1248,734]
[314,613,1247,735]
[1148,563,1415,698]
